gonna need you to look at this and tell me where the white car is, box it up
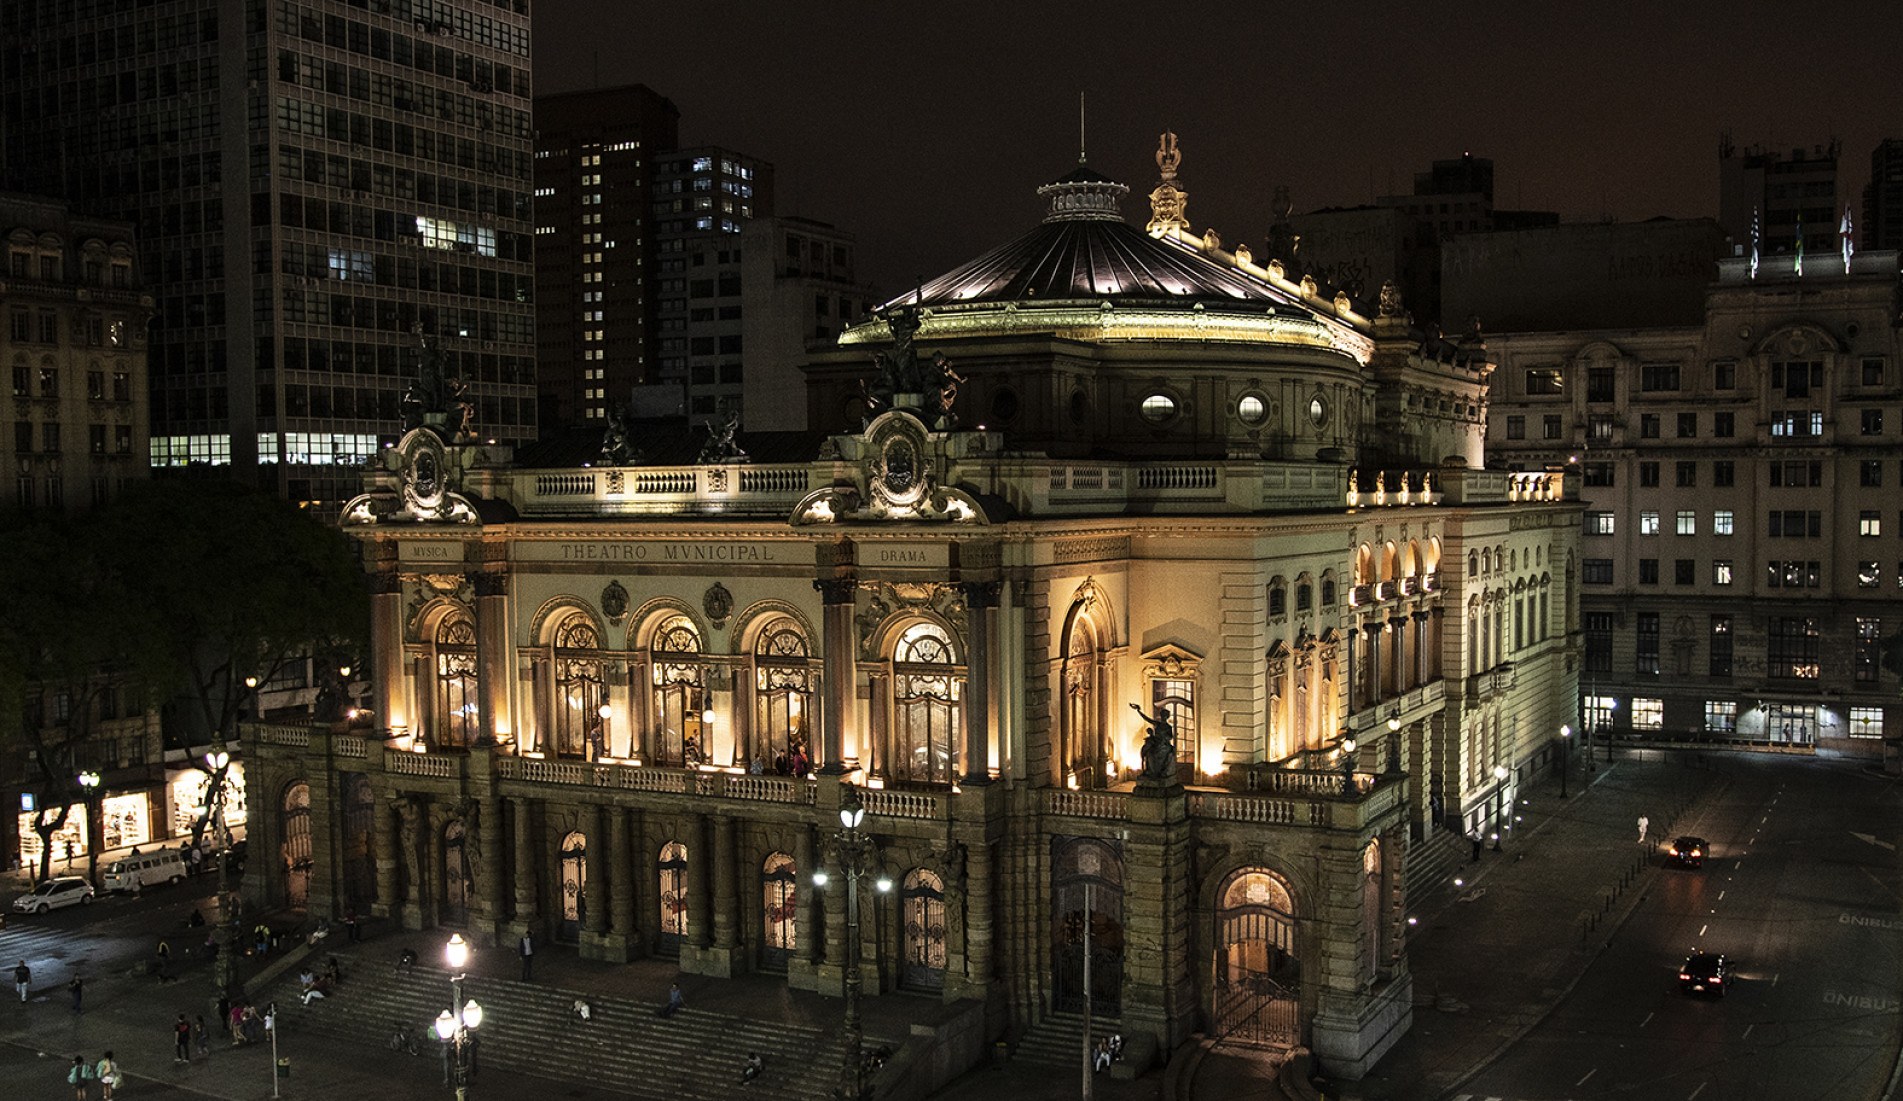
[11,876,95,914]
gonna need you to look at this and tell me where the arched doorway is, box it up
[761,851,797,971]
[280,781,312,910]
[442,819,470,927]
[558,831,586,942]
[1213,868,1301,1048]
[1051,837,1123,1015]
[657,841,688,955]
[339,774,376,912]
[901,868,947,992]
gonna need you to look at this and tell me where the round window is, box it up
[1308,396,1326,426]
[1237,394,1267,425]
[1141,393,1177,423]
[990,387,1020,424]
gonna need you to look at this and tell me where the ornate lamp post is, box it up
[1490,764,1509,850]
[1339,734,1359,795]
[205,750,240,995]
[812,783,891,1101]
[75,770,102,883]
[1384,709,1404,775]
[435,933,483,1101]
[1559,724,1572,798]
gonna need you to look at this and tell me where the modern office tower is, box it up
[532,84,679,431]
[1,193,153,511]
[738,215,871,432]
[1486,249,1903,758]
[0,1,537,507]
[1862,139,1903,253]
[651,147,774,424]
[1377,153,1557,243]
[1718,137,1841,257]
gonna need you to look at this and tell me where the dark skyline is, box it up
[540,2,1903,300]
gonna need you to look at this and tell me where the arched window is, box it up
[1295,578,1312,612]
[554,617,604,760]
[1268,579,1287,617]
[901,868,947,991]
[1213,868,1301,1045]
[434,613,478,748]
[1320,573,1337,607]
[761,851,797,968]
[281,781,312,910]
[658,841,689,951]
[890,623,961,784]
[651,616,707,767]
[752,621,813,771]
[1062,614,1105,785]
[559,830,586,941]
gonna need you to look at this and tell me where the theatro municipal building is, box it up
[245,138,1579,1078]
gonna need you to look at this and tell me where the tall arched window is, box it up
[554,617,604,760]
[901,868,947,991]
[752,621,813,770]
[281,781,312,910]
[434,613,478,748]
[1062,615,1104,785]
[761,851,797,969]
[658,841,689,952]
[890,623,961,784]
[651,616,707,767]
[559,830,586,941]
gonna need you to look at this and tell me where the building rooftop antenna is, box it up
[1079,92,1087,164]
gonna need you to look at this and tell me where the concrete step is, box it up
[272,949,847,1100]
[1014,1010,1119,1068]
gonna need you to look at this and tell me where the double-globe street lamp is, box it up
[812,783,892,1101]
[436,933,484,1101]
[204,749,241,995]
[75,770,102,881]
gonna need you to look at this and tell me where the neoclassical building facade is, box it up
[245,142,1579,1079]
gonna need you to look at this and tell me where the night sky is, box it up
[535,1,1903,296]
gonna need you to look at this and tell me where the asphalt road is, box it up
[1461,755,1903,1101]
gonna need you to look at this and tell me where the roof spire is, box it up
[1078,92,1087,164]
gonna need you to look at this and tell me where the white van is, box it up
[102,849,187,893]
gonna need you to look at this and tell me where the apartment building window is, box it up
[1639,559,1659,585]
[1859,561,1881,588]
[1525,368,1563,395]
[1705,700,1736,732]
[1766,617,1820,679]
[1713,510,1734,536]
[1773,361,1822,397]
[1639,462,1660,487]
[1630,696,1663,728]
[1771,460,1822,487]
[1766,560,1820,589]
[1766,510,1821,538]
[1862,511,1883,537]
[1712,363,1736,390]
[86,371,103,401]
[1584,612,1613,673]
[1587,367,1615,402]
[1542,414,1563,439]
[1677,412,1697,438]
[1713,412,1734,437]
[1863,408,1884,435]
[1641,364,1680,391]
[1674,559,1695,585]
[1676,462,1697,487]
[1640,413,1660,438]
[1586,512,1616,536]
[8,309,26,342]
[1584,463,1614,487]
[1712,560,1733,586]
[1861,461,1883,487]
[10,364,25,396]
[1856,618,1882,683]
[40,423,58,453]
[13,421,30,454]
[1583,559,1614,585]
[88,425,106,455]
[1640,511,1660,535]
[37,311,57,344]
[1674,510,1695,535]
[1587,415,1614,442]
[1712,460,1734,487]
[1863,358,1886,387]
[1848,707,1884,738]
[1771,411,1823,438]
[1504,415,1525,440]
[38,366,58,397]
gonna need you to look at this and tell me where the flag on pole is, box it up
[1794,213,1804,276]
[1749,207,1760,279]
[1840,206,1855,273]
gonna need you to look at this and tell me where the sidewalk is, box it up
[1320,751,1725,1101]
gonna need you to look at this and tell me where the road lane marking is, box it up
[1742,1024,1754,1038]
[1699,924,1708,936]
[1577,1068,1599,1086]
[1640,1012,1654,1028]
[1719,891,1725,900]
[1690,1082,1709,1100]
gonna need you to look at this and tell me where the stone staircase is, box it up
[272,949,849,1100]
[1012,1009,1117,1069]
[1404,825,1466,914]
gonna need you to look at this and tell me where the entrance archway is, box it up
[558,831,586,942]
[280,781,312,910]
[900,868,947,991]
[1213,868,1301,1048]
[1051,837,1123,1015]
[657,841,688,954]
[761,851,797,971]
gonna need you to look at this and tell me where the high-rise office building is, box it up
[0,1,537,507]
[1718,137,1841,258]
[738,215,871,432]
[532,84,678,431]
[1862,139,1903,253]
[652,147,773,424]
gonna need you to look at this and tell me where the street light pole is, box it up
[816,783,891,1101]
[1558,724,1572,798]
[75,771,101,885]
[436,933,483,1101]
[205,750,238,996]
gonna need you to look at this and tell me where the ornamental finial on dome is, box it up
[1147,131,1190,234]
[1037,162,1129,222]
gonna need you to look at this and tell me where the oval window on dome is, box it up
[1237,394,1267,425]
[1308,396,1327,426]
[1140,394,1177,423]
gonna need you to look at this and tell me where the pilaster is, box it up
[1121,778,1196,1050]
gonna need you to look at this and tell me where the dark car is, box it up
[1667,835,1708,868]
[1679,951,1729,996]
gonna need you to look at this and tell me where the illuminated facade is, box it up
[250,141,1579,1080]
[1487,250,1903,757]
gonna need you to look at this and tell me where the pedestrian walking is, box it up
[174,1013,192,1064]
[188,844,203,878]
[68,975,83,1014]
[518,930,535,981]
[1468,827,1483,862]
[194,1014,210,1056]
[95,1051,119,1101]
[67,1054,93,1100]
[13,959,28,1001]
[344,905,360,942]
[1637,814,1650,844]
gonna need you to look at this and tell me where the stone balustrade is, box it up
[1042,789,1129,820]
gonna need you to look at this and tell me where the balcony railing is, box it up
[386,748,460,778]
[1042,789,1128,820]
[256,724,312,748]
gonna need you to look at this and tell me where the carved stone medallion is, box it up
[703,582,733,631]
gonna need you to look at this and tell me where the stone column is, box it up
[1391,617,1410,693]
[682,814,714,960]
[1430,606,1445,680]
[793,825,818,966]
[397,799,423,930]
[368,554,406,733]
[961,581,1000,783]
[1365,619,1381,705]
[478,790,505,941]
[605,806,635,960]
[815,572,859,773]
[372,796,399,920]
[1345,627,1358,712]
[701,814,740,976]
[508,796,539,937]
[474,568,510,746]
